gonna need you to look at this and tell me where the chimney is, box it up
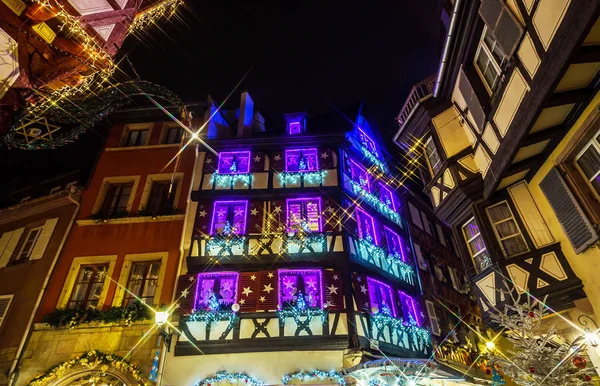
[237,91,254,138]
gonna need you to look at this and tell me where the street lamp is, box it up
[486,341,496,351]
[155,311,169,326]
[578,315,599,348]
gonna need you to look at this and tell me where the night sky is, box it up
[1,0,442,188]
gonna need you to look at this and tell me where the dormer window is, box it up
[288,121,303,135]
[358,127,379,158]
[218,151,251,174]
[285,148,318,172]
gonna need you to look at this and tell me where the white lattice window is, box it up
[462,217,492,272]
[486,201,529,257]
[0,295,13,327]
[474,26,506,93]
[576,127,600,198]
[424,137,441,176]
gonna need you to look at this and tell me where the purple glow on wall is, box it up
[210,200,249,235]
[398,290,422,326]
[379,183,396,211]
[358,127,378,157]
[286,197,322,232]
[278,269,324,308]
[285,148,319,172]
[218,151,251,174]
[367,277,397,317]
[356,207,378,244]
[194,271,239,309]
[384,226,405,262]
[288,121,302,135]
[349,158,371,192]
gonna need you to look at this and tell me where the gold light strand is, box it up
[130,0,183,32]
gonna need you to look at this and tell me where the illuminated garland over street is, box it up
[282,370,346,385]
[279,170,326,185]
[28,350,145,386]
[361,146,388,172]
[194,371,264,386]
[350,181,401,226]
[211,173,251,187]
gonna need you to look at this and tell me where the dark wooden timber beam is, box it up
[79,8,136,26]
[504,156,543,177]
[545,88,593,108]
[521,123,567,147]
[572,45,600,63]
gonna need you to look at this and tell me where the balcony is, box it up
[471,243,585,326]
[175,310,349,356]
[397,75,435,128]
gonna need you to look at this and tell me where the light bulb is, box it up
[154,311,169,325]
[486,341,496,351]
[407,380,417,386]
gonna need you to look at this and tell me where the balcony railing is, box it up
[397,75,435,127]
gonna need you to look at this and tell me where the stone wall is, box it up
[14,322,158,386]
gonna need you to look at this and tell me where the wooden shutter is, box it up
[256,270,278,311]
[448,267,461,292]
[30,218,59,260]
[204,154,217,173]
[237,271,259,312]
[175,274,197,315]
[479,0,523,57]
[425,300,441,336]
[413,243,428,271]
[0,295,13,327]
[247,201,264,234]
[352,274,370,313]
[0,228,24,268]
[319,148,335,169]
[408,202,423,229]
[251,151,265,172]
[457,68,486,131]
[539,167,599,253]
[269,200,286,233]
[271,151,284,171]
[321,198,336,232]
[323,270,344,311]
[194,203,211,237]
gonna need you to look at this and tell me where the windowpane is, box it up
[356,208,377,244]
[425,137,441,174]
[18,227,42,260]
[462,218,492,272]
[125,129,149,147]
[68,264,108,309]
[279,269,323,308]
[285,148,319,172]
[288,121,302,135]
[398,291,421,325]
[384,227,405,261]
[101,183,134,216]
[195,272,239,308]
[146,181,176,214]
[211,201,248,235]
[350,159,371,191]
[218,151,251,174]
[475,27,504,92]
[358,128,378,157]
[483,28,505,64]
[165,126,183,144]
[577,146,600,180]
[486,202,529,257]
[287,198,322,232]
[379,184,396,210]
[124,260,161,307]
[367,277,396,317]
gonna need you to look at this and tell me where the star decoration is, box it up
[189,276,196,282]
[175,303,181,309]
[324,301,333,308]
[254,155,261,162]
[283,280,295,289]
[364,301,370,308]
[420,311,426,319]
[240,299,246,305]
[333,274,339,280]
[198,210,207,218]
[250,275,256,281]
[327,284,338,295]
[180,288,190,298]
[321,151,329,159]
[273,206,282,214]
[356,276,361,282]
[242,286,254,296]
[201,225,207,230]
[234,208,245,217]
[306,279,317,288]
[360,285,367,294]
[263,283,274,293]
[250,208,259,216]
[205,157,212,164]
[273,154,281,162]
[259,296,266,303]
[267,272,274,278]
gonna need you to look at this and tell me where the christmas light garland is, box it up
[361,146,388,172]
[187,294,238,331]
[194,371,264,386]
[211,173,251,187]
[277,292,327,327]
[28,350,145,386]
[350,181,401,226]
[130,0,184,32]
[206,235,247,256]
[370,313,431,344]
[282,370,346,385]
[279,170,327,185]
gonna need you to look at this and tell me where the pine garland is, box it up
[282,370,346,385]
[194,371,264,386]
[42,303,151,329]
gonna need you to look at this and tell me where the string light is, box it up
[194,371,264,386]
[360,146,388,172]
[282,370,346,385]
[211,173,251,187]
[350,181,401,226]
[130,0,183,32]
[187,294,238,330]
[279,170,327,185]
[276,292,327,327]
[370,313,431,344]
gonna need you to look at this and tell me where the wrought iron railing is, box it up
[397,75,435,127]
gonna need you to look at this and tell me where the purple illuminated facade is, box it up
[355,207,378,244]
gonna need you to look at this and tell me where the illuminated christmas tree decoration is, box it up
[194,371,264,386]
[282,370,346,385]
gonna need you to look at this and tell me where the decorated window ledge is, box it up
[280,148,325,185]
[370,311,431,343]
[360,145,388,172]
[278,169,327,185]
[189,272,240,329]
[282,370,346,385]
[211,173,251,187]
[211,151,253,187]
[350,181,401,226]
[277,269,327,326]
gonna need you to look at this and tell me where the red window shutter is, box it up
[236,272,259,312]
[270,200,286,233]
[323,270,344,311]
[319,148,335,169]
[175,274,197,315]
[251,151,265,172]
[193,203,211,237]
[352,273,370,313]
[271,151,284,171]
[204,154,217,173]
[256,270,278,311]
[247,200,264,234]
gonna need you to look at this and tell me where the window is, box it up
[384,227,405,261]
[358,127,379,157]
[575,129,600,197]
[100,182,133,216]
[210,200,248,235]
[356,208,378,244]
[0,295,13,327]
[350,159,371,192]
[425,300,441,336]
[146,181,177,214]
[367,277,397,317]
[285,148,319,172]
[408,202,423,229]
[67,264,109,309]
[218,151,251,174]
[164,125,184,144]
[421,212,434,236]
[462,217,492,272]
[424,137,441,175]
[124,127,150,147]
[195,272,239,309]
[398,291,421,325]
[486,201,529,257]
[279,269,323,308]
[123,260,161,307]
[286,197,322,232]
[288,121,303,135]
[379,183,396,211]
[15,226,43,261]
[474,26,506,93]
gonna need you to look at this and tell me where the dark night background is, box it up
[1,0,443,188]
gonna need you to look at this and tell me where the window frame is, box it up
[123,125,151,147]
[358,127,379,157]
[473,26,505,94]
[349,158,371,192]
[218,151,252,174]
[146,180,177,214]
[424,136,442,176]
[288,121,303,135]
[122,259,162,307]
[575,126,600,201]
[15,226,43,261]
[67,263,110,309]
[278,269,324,309]
[210,200,249,235]
[194,271,240,309]
[383,226,405,262]
[485,200,530,258]
[378,183,396,211]
[57,255,117,309]
[398,290,421,325]
[367,277,397,317]
[356,208,378,245]
[100,182,134,216]
[461,217,492,272]
[286,197,323,233]
[285,148,319,173]
[0,294,14,327]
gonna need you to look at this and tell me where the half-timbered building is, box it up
[163,92,469,386]
[394,0,600,373]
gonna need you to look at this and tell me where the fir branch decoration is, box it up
[42,302,151,329]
